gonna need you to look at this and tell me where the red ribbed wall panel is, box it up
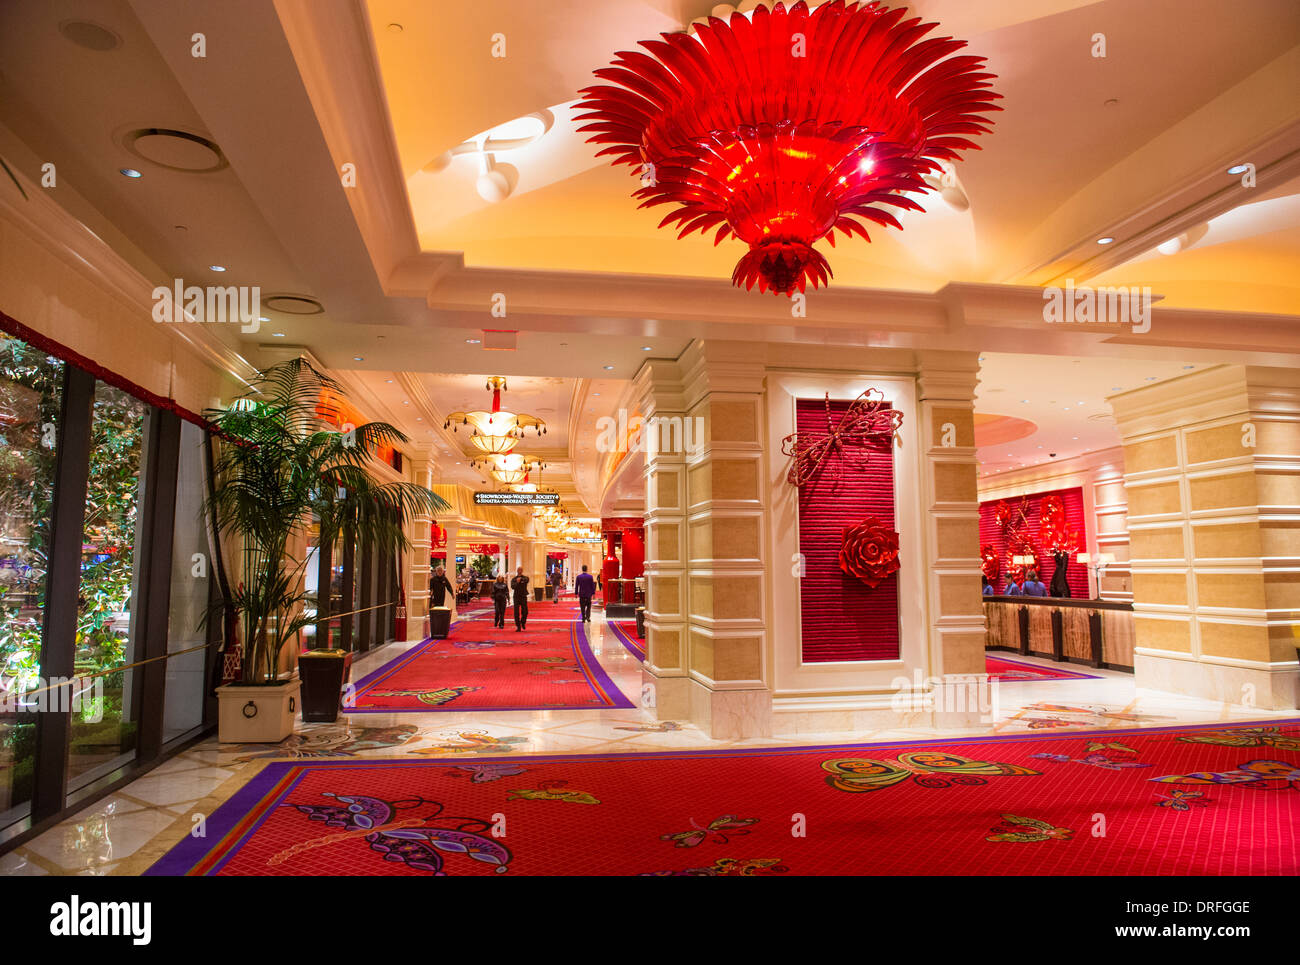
[978,486,1089,597]
[796,398,900,662]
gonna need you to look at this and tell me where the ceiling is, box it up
[974,352,1206,476]
[0,0,1298,516]
[364,0,1300,311]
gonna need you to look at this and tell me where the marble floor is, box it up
[3,615,1294,876]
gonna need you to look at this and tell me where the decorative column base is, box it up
[643,668,772,739]
[1136,651,1300,711]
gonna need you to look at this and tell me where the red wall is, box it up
[796,398,900,662]
[978,486,1089,597]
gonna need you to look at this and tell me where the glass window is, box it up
[163,421,208,743]
[0,333,64,824]
[68,382,148,787]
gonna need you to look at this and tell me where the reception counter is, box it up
[984,597,1135,672]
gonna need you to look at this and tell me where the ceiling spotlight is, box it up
[271,332,285,338]
[1096,236,1115,245]
[1183,365,1195,370]
[385,379,394,384]
[209,265,227,272]
[119,168,143,178]
[258,316,270,322]
[1226,163,1249,175]
[641,346,652,351]
[603,365,614,370]
[353,356,364,361]
[466,338,481,344]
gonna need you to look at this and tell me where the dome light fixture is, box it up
[444,376,547,455]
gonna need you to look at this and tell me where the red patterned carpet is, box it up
[985,654,1100,682]
[148,721,1300,876]
[347,613,633,712]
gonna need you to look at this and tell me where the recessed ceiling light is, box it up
[403,400,410,405]
[593,392,601,397]
[1096,236,1115,245]
[416,417,423,422]
[271,332,285,338]
[353,356,364,361]
[209,264,226,272]
[1226,164,1249,175]
[466,338,481,344]
[1111,386,1122,391]
[119,168,142,178]
[603,365,614,371]
[1020,399,1029,404]
[1072,436,1079,440]
[641,346,652,351]
[1145,376,1157,381]
[1182,365,1195,370]
[258,316,269,322]
[385,379,394,384]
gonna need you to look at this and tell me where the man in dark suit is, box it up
[429,565,455,608]
[510,566,530,631]
[575,565,596,622]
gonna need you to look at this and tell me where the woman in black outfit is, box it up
[491,575,509,628]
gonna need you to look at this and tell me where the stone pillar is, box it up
[679,342,770,737]
[917,351,985,678]
[406,457,434,631]
[1112,365,1300,709]
[633,358,691,721]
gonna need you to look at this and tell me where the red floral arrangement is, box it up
[839,517,900,589]
[980,543,1000,582]
[994,500,1013,528]
[1037,494,1080,554]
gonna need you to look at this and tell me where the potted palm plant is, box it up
[205,358,447,741]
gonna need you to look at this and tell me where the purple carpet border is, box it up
[606,619,645,662]
[985,654,1101,681]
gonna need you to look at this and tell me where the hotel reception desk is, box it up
[984,597,1135,672]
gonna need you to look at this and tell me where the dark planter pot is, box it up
[430,606,452,639]
[635,606,646,638]
[533,586,545,602]
[298,649,352,723]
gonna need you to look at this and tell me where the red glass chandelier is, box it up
[576,0,1000,295]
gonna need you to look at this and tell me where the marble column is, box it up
[1111,365,1300,709]
[406,457,434,633]
[917,351,986,679]
[633,358,691,722]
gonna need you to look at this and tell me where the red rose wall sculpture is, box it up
[839,517,901,589]
[577,0,1001,295]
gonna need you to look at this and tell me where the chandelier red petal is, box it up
[576,0,1001,296]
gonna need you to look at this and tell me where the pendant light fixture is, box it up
[577,0,1000,295]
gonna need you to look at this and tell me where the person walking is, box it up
[552,568,564,602]
[575,564,596,622]
[491,574,509,628]
[511,566,530,631]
